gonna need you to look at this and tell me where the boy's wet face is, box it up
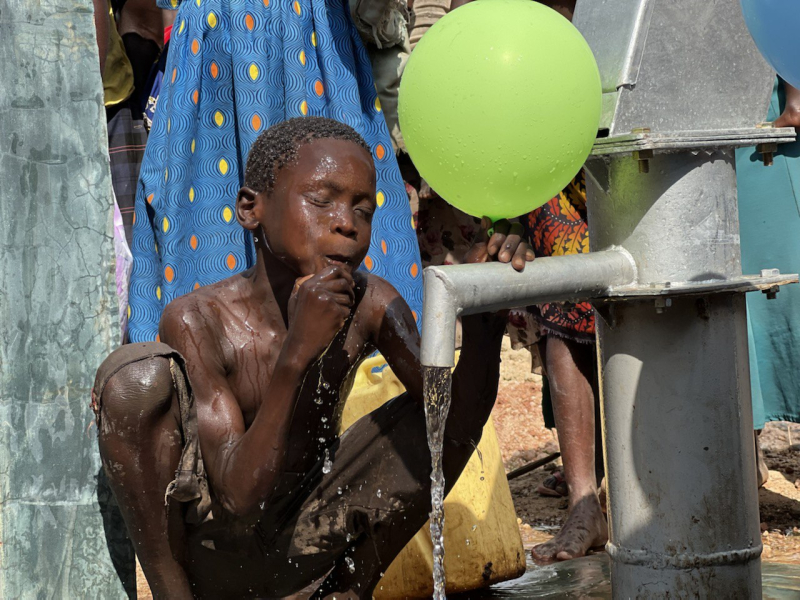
[257,138,377,277]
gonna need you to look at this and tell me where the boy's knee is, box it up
[94,345,176,429]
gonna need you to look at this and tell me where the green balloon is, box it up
[399,0,601,220]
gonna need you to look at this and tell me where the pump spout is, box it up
[420,249,637,368]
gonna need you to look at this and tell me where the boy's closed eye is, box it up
[304,192,332,207]
[355,203,375,220]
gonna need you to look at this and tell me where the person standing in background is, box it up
[737,77,800,488]
[127,0,423,343]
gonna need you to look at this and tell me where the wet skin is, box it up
[98,137,533,599]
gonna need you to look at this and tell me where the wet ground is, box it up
[454,554,800,599]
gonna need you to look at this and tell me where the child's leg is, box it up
[755,429,769,488]
[289,384,497,600]
[532,335,608,562]
[96,352,193,599]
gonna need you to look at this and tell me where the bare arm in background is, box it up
[93,0,109,73]
[450,0,575,18]
[162,8,176,30]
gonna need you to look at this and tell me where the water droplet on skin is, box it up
[337,487,343,495]
[345,557,356,574]
[472,525,477,531]
[321,416,328,423]
[466,538,471,546]
[346,533,352,542]
[376,489,382,498]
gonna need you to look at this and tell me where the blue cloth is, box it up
[128,0,423,342]
[736,79,800,428]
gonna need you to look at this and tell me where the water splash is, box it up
[322,448,332,474]
[424,366,454,600]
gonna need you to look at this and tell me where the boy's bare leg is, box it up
[310,529,410,600]
[312,320,506,599]
[532,336,608,562]
[310,432,495,600]
[97,357,194,599]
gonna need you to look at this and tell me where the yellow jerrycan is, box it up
[340,354,526,599]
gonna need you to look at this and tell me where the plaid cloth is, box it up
[106,102,147,246]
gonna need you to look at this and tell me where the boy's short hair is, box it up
[245,117,371,193]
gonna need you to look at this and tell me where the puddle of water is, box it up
[764,562,800,599]
[456,555,609,599]
[423,366,453,600]
[453,555,800,599]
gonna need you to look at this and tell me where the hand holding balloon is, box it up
[464,218,534,272]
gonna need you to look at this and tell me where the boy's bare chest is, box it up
[222,315,372,429]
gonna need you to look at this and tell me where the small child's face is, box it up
[256,138,377,277]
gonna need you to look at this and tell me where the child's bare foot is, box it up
[531,494,608,562]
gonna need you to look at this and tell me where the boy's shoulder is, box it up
[159,274,243,341]
[358,271,404,307]
[356,270,415,330]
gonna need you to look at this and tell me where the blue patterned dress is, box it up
[128,0,423,342]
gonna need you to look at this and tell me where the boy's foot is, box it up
[531,494,608,562]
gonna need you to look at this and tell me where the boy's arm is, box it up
[160,303,309,519]
[160,266,355,518]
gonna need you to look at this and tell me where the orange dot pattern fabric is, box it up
[128,0,423,341]
[522,171,595,342]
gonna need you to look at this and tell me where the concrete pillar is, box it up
[0,0,128,596]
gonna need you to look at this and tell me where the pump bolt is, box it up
[634,149,654,173]
[631,128,653,173]
[757,142,777,167]
[655,297,672,313]
[760,268,780,277]
[763,285,780,300]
